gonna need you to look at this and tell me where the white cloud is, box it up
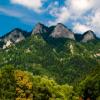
[66,0,100,35]
[73,9,100,37]
[88,9,100,37]
[48,0,94,26]
[10,0,46,13]
[0,6,24,18]
[48,7,70,25]
[73,23,91,33]
[0,6,36,24]
[68,0,94,15]
[90,10,100,27]
[48,1,70,25]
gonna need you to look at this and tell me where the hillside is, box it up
[0,23,100,100]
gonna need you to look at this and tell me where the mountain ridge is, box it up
[0,23,99,48]
[0,23,100,100]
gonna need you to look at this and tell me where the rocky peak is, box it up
[1,28,27,44]
[82,30,96,42]
[32,23,48,35]
[50,23,75,40]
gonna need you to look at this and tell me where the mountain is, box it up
[50,23,75,40]
[82,30,96,42]
[32,23,49,35]
[0,23,99,49]
[0,28,30,48]
[0,23,100,100]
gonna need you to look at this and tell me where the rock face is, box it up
[50,23,75,40]
[32,23,48,35]
[2,28,27,43]
[0,23,98,49]
[82,30,96,42]
[0,28,28,49]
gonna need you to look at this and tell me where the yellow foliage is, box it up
[15,70,33,100]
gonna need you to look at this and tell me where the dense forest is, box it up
[0,32,100,100]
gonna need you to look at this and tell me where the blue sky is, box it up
[0,0,100,37]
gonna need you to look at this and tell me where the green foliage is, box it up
[77,66,100,100]
[0,65,15,100]
[0,35,99,100]
[0,35,99,85]
[0,67,78,100]
[32,75,78,100]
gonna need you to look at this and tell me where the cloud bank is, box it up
[48,0,100,37]
[0,6,24,18]
[10,0,46,13]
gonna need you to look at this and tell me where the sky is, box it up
[0,0,100,37]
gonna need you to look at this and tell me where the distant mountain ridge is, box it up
[0,23,99,48]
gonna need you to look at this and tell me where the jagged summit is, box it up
[1,28,27,42]
[32,23,49,35]
[1,28,29,38]
[82,30,96,42]
[0,23,99,49]
[32,23,75,40]
[31,23,98,43]
[50,23,75,40]
[0,28,29,48]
